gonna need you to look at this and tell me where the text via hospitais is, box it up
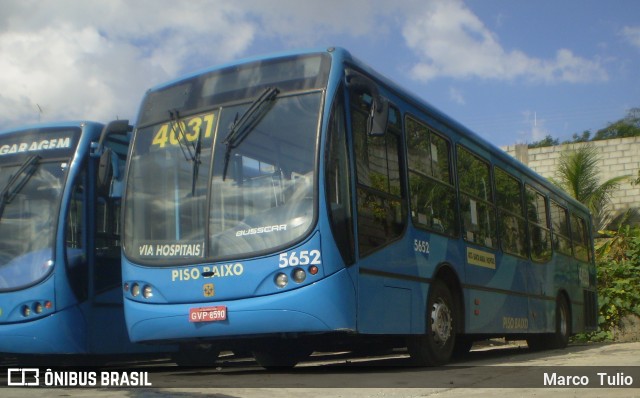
[138,243,203,257]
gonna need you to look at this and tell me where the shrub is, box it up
[575,224,640,342]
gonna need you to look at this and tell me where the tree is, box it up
[593,108,640,141]
[567,130,591,143]
[528,134,559,148]
[550,144,629,233]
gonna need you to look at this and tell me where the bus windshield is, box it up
[124,54,330,265]
[0,128,79,290]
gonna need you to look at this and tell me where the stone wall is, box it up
[502,137,640,220]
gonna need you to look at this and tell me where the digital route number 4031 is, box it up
[152,113,216,148]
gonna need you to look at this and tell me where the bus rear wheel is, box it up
[527,295,570,350]
[551,295,571,348]
[408,279,456,366]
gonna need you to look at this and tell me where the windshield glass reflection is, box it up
[0,161,66,289]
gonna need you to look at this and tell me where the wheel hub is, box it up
[430,299,452,346]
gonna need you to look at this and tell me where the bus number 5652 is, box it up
[279,250,321,268]
[414,239,430,254]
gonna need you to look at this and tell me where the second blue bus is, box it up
[0,120,170,362]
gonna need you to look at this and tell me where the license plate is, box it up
[189,306,227,323]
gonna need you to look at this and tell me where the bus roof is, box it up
[0,120,104,136]
[143,47,590,216]
[332,47,590,215]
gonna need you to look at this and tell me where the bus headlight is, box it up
[131,283,140,297]
[22,305,31,317]
[142,285,153,299]
[292,268,306,283]
[34,302,44,314]
[275,273,289,288]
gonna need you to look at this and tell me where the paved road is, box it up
[2,341,640,397]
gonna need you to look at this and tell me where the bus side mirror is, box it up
[97,148,114,196]
[91,119,132,158]
[92,119,132,197]
[368,96,389,137]
[346,70,389,136]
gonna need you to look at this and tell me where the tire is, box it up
[452,336,474,358]
[407,279,456,366]
[526,295,570,350]
[172,344,220,367]
[526,334,546,351]
[549,295,571,349]
[252,343,312,370]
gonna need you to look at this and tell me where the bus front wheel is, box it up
[172,343,220,367]
[252,343,312,369]
[408,279,456,366]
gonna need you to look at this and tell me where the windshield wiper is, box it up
[192,123,203,196]
[168,110,202,195]
[0,155,41,219]
[222,87,279,181]
[168,110,197,162]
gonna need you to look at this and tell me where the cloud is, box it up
[448,87,466,105]
[518,111,550,143]
[621,26,640,49]
[0,0,407,128]
[243,0,386,46]
[0,0,256,128]
[402,0,608,84]
[0,0,615,130]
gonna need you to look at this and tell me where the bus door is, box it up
[84,121,133,354]
[347,73,412,334]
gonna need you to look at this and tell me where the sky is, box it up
[0,0,638,147]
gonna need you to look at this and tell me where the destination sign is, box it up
[0,127,79,159]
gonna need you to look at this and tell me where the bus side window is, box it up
[457,146,496,249]
[405,116,457,236]
[494,167,526,257]
[326,87,355,264]
[550,200,572,256]
[65,170,88,301]
[526,186,552,262]
[570,213,590,262]
[352,91,405,256]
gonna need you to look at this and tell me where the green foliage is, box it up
[528,135,559,148]
[593,108,640,141]
[569,130,592,143]
[550,144,628,233]
[576,224,640,342]
[633,170,640,187]
[526,107,640,148]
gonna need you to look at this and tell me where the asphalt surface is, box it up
[1,340,640,397]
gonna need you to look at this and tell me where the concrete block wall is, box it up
[502,137,640,219]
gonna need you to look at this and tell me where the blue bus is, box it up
[0,120,165,360]
[121,47,597,367]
